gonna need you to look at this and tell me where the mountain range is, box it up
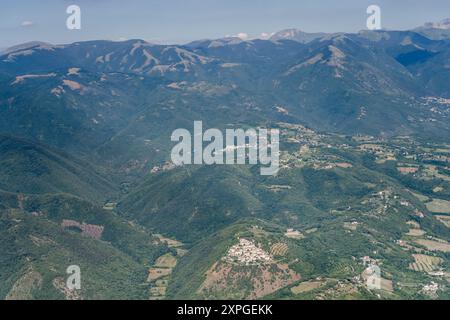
[1,19,450,300]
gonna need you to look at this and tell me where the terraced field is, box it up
[148,236,185,300]
[291,281,324,294]
[270,243,289,257]
[435,215,450,227]
[426,199,450,213]
[414,239,450,253]
[409,254,443,272]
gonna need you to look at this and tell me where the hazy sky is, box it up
[1,0,449,48]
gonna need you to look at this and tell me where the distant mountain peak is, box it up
[414,18,450,40]
[3,41,54,55]
[185,37,247,49]
[212,37,246,46]
[270,28,329,43]
[271,28,304,39]
[423,18,450,30]
[319,33,351,43]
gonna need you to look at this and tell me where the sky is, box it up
[0,0,449,48]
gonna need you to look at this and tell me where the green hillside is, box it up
[1,26,450,300]
[0,208,155,299]
[0,135,116,203]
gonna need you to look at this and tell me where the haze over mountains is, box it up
[414,18,450,40]
[2,23,450,154]
[1,19,450,300]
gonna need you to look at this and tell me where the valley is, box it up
[1,110,449,300]
[0,24,450,300]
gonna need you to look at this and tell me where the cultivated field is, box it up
[290,281,323,294]
[406,229,426,237]
[147,268,172,281]
[154,253,178,268]
[426,199,450,213]
[270,243,289,256]
[410,191,429,202]
[409,254,443,272]
[150,286,167,296]
[154,234,184,248]
[435,215,450,227]
[414,239,450,253]
[380,278,394,293]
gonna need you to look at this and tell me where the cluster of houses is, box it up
[361,256,378,267]
[421,282,440,296]
[151,161,178,174]
[224,238,272,266]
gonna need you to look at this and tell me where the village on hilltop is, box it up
[224,238,273,266]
